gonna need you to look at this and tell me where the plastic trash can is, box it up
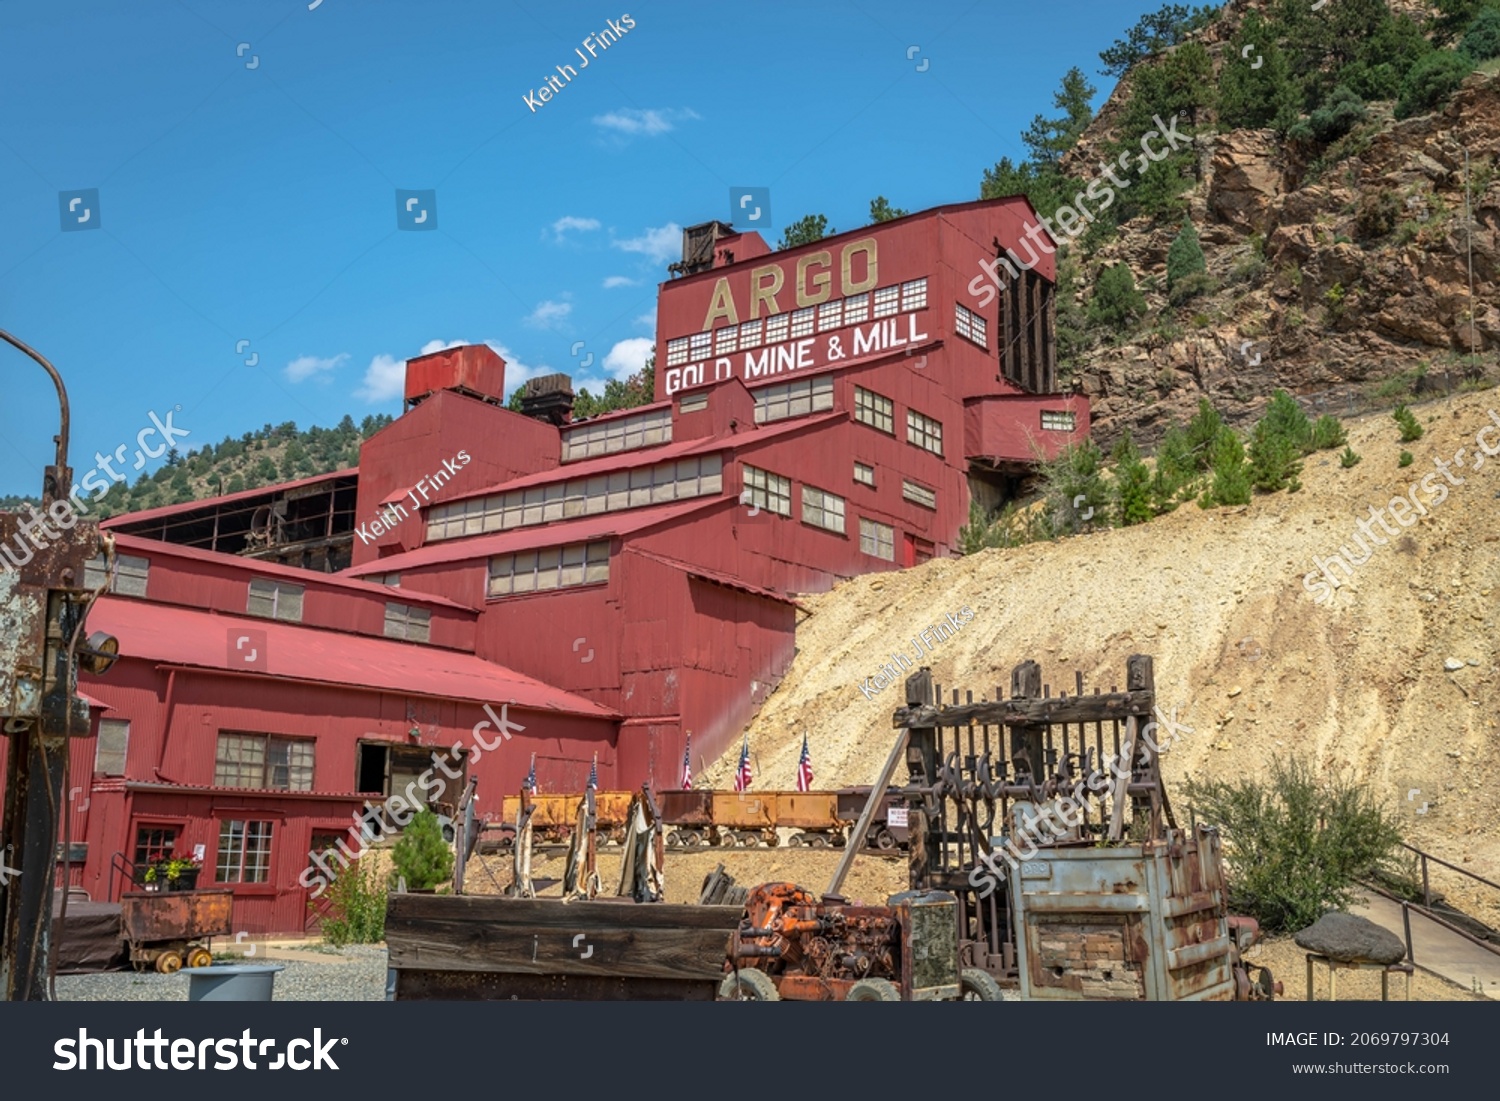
[185,963,286,1002]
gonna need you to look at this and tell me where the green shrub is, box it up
[1199,427,1251,508]
[1262,390,1314,453]
[1393,403,1424,442]
[390,808,454,891]
[1039,438,1110,534]
[1395,50,1475,119]
[1111,431,1153,526]
[1461,8,1500,60]
[1308,86,1367,143]
[1183,398,1224,467]
[1399,450,1415,467]
[1166,219,1207,294]
[1168,271,1218,307]
[1247,391,1311,493]
[1340,446,1362,468]
[318,859,387,948]
[1184,760,1404,934]
[958,499,1048,553]
[1356,190,1400,240]
[1088,264,1147,331]
[1311,414,1348,450]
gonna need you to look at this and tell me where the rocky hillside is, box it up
[1061,1,1500,447]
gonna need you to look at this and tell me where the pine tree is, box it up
[1166,220,1207,292]
[1220,12,1298,130]
[1112,431,1153,526]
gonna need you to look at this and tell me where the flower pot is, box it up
[167,868,201,891]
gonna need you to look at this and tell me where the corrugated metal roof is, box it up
[342,498,720,575]
[87,596,618,718]
[626,546,805,608]
[100,468,359,529]
[106,532,477,613]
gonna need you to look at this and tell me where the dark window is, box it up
[134,827,177,869]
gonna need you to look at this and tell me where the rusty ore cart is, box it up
[120,889,233,973]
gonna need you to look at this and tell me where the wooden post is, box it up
[826,728,909,900]
[1009,660,1044,786]
[903,669,935,891]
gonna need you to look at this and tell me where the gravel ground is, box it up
[54,945,389,1002]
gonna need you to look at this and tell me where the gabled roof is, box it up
[85,597,617,719]
[100,468,358,529]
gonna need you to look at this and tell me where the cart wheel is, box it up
[718,969,780,1001]
[960,968,1004,1001]
[155,951,184,975]
[187,948,214,970]
[809,834,830,849]
[683,830,702,847]
[788,833,805,847]
[874,827,896,851]
[845,977,900,1001]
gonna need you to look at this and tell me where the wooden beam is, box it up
[825,726,909,899]
[892,689,1155,730]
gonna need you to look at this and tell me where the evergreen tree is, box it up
[1166,220,1207,292]
[1087,264,1146,331]
[1220,12,1298,130]
[1098,3,1218,76]
[868,196,908,223]
[777,214,832,250]
[1112,431,1153,526]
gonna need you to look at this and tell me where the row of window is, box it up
[666,279,929,367]
[742,463,900,559]
[426,455,723,542]
[561,407,673,463]
[132,822,273,885]
[754,375,834,424]
[853,386,944,456]
[487,540,610,597]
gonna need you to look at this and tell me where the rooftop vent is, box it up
[517,373,575,426]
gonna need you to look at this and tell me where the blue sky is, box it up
[0,0,1164,496]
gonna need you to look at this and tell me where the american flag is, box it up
[795,734,814,793]
[680,735,693,790]
[733,736,753,793]
[524,753,538,794]
[587,753,598,792]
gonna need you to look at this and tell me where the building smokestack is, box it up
[517,373,575,426]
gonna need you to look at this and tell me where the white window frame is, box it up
[906,409,944,456]
[853,462,875,487]
[801,486,846,534]
[902,480,937,509]
[742,465,792,517]
[247,578,304,622]
[859,518,895,561]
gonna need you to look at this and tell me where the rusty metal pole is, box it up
[0,329,98,1001]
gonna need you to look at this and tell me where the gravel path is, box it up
[55,945,389,1002]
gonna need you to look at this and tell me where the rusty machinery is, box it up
[887,657,1277,1001]
[719,882,1002,1001]
[0,329,119,1000]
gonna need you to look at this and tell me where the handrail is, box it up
[1398,840,1500,898]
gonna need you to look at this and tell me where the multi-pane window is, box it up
[215,732,314,791]
[955,303,989,348]
[906,409,944,455]
[561,407,672,461]
[854,387,895,434]
[765,314,790,344]
[488,540,610,597]
[84,553,149,597]
[843,293,869,325]
[384,602,431,643]
[679,394,708,413]
[689,332,712,360]
[427,455,723,541]
[873,285,901,318]
[902,480,937,509]
[801,486,846,534]
[1042,410,1077,432]
[817,301,842,332]
[859,518,895,561]
[754,376,834,424]
[742,466,792,517]
[216,820,273,884]
[247,578,304,622]
[853,462,876,487]
[738,319,763,349]
[375,573,401,588]
[666,337,690,367]
[134,827,177,870]
[715,327,738,355]
[95,718,129,776]
[789,307,816,338]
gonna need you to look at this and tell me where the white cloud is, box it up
[525,299,573,329]
[603,337,655,380]
[419,339,465,355]
[285,352,348,384]
[592,107,699,137]
[612,223,681,265]
[550,215,601,241]
[354,354,405,403]
[602,275,638,289]
[635,307,657,332]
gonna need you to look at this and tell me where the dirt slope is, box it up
[705,391,1500,907]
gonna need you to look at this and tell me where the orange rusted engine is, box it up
[721,883,964,1002]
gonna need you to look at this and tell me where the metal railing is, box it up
[1371,842,1500,966]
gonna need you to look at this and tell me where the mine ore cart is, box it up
[717,882,1002,1001]
[120,889,233,974]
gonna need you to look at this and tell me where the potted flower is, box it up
[162,856,202,891]
[141,864,163,892]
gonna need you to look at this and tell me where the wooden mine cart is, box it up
[120,889,233,974]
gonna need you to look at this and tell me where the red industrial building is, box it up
[12,199,1089,932]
